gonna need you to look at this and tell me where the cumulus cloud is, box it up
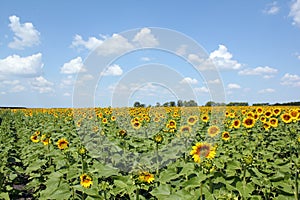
[0,53,43,76]
[280,73,300,86]
[180,77,198,84]
[263,2,280,15]
[208,79,221,84]
[8,15,40,49]
[227,83,241,89]
[209,45,241,70]
[101,64,123,76]
[60,57,85,74]
[258,88,275,93]
[188,45,241,70]
[96,34,134,56]
[30,76,54,93]
[238,66,278,77]
[289,0,300,27]
[132,28,159,47]
[194,86,209,93]
[71,34,103,51]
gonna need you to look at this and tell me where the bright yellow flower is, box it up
[57,138,69,150]
[207,125,220,137]
[139,172,155,184]
[80,174,93,188]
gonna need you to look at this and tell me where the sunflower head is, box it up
[281,113,292,123]
[30,134,39,143]
[138,171,155,184]
[80,174,93,188]
[187,115,198,125]
[222,131,230,141]
[78,147,87,155]
[166,119,176,129]
[154,134,163,144]
[41,134,50,145]
[243,117,255,128]
[118,129,127,137]
[57,138,69,150]
[207,125,220,137]
[190,142,216,163]
[232,119,241,129]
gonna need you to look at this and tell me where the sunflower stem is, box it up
[156,143,159,174]
[200,182,203,200]
[295,169,299,200]
[136,186,140,200]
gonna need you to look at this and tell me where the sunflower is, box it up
[111,116,116,121]
[180,125,191,133]
[290,109,299,120]
[118,129,127,137]
[30,134,39,143]
[166,119,176,129]
[201,114,209,123]
[57,138,69,150]
[269,118,278,128]
[102,118,108,124]
[243,117,255,128]
[264,110,273,118]
[154,134,163,143]
[272,108,281,116]
[256,107,264,115]
[187,115,198,125]
[232,119,241,129]
[280,113,292,123]
[260,116,267,123]
[138,171,155,184]
[263,122,270,131]
[207,125,220,137]
[222,131,230,141]
[41,134,50,145]
[190,142,216,163]
[80,174,93,188]
[131,121,141,129]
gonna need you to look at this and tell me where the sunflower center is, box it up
[284,115,291,120]
[245,118,253,125]
[198,145,210,158]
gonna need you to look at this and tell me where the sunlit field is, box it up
[0,106,300,199]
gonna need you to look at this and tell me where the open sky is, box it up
[0,0,300,108]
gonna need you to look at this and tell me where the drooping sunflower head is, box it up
[154,134,163,143]
[118,129,127,137]
[138,171,155,184]
[190,142,216,163]
[80,174,93,188]
[57,138,69,150]
[222,131,230,141]
[243,117,255,128]
[207,125,220,137]
[41,134,50,145]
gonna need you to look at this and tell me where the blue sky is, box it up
[0,0,300,108]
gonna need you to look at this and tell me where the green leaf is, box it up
[0,192,10,200]
[236,181,254,198]
[150,183,171,199]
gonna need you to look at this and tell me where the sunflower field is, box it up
[0,106,300,199]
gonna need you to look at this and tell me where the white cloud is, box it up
[227,83,241,89]
[8,15,40,49]
[280,73,300,86]
[0,53,43,76]
[263,2,280,15]
[71,34,103,51]
[11,85,25,93]
[176,45,187,56]
[63,92,71,97]
[188,45,241,70]
[209,45,241,70]
[60,57,85,74]
[2,80,20,85]
[60,75,75,88]
[258,88,275,93]
[96,34,134,56]
[208,79,221,84]
[132,28,159,47]
[101,64,123,76]
[180,77,198,85]
[194,86,209,93]
[289,0,300,27]
[30,76,54,93]
[238,66,278,77]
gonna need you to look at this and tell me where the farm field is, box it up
[0,106,300,200]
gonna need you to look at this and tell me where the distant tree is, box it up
[170,101,176,107]
[133,101,141,107]
[155,102,161,107]
[163,102,170,107]
[205,101,215,107]
[177,100,183,107]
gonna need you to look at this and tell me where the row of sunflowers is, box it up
[0,106,299,199]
